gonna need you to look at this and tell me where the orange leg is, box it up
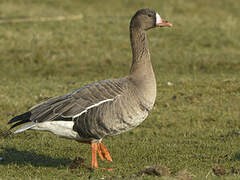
[98,142,113,162]
[90,142,113,169]
[97,144,105,160]
[91,143,98,168]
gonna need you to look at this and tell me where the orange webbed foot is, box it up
[98,142,113,162]
[90,142,113,169]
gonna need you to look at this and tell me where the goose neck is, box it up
[130,28,149,64]
[129,28,153,78]
[128,27,156,108]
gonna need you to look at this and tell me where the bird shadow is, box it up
[0,147,72,167]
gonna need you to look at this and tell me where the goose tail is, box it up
[8,111,36,134]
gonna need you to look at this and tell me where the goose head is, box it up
[130,9,172,31]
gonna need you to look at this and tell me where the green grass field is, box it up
[0,0,240,179]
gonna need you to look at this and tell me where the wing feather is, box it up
[8,78,126,134]
[30,79,124,122]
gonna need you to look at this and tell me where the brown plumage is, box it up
[8,9,172,169]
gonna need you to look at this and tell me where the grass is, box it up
[0,0,240,179]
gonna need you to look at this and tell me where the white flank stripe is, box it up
[13,122,36,134]
[32,121,77,139]
[156,13,162,24]
[72,98,115,119]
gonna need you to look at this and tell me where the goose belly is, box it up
[73,94,152,140]
[108,110,149,136]
[96,96,150,137]
[108,95,150,135]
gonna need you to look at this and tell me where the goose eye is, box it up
[147,14,152,17]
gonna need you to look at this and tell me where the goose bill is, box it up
[156,19,172,27]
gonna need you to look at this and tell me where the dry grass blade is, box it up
[0,129,12,138]
[0,14,83,24]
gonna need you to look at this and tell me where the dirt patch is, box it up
[137,165,171,177]
[69,157,86,169]
[176,169,195,180]
[212,164,227,176]
[231,167,240,175]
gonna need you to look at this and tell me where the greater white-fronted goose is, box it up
[8,9,172,169]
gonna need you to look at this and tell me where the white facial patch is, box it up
[156,13,162,24]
